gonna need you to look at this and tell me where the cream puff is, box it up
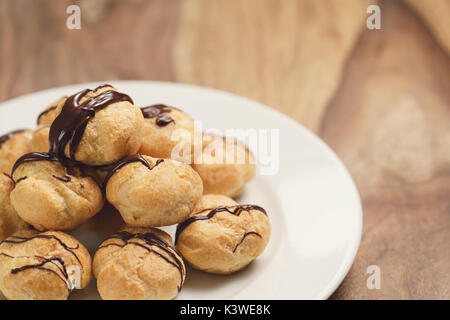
[30,126,50,153]
[93,227,185,300]
[105,155,203,227]
[0,129,33,174]
[10,153,104,231]
[192,134,255,198]
[139,104,194,162]
[0,229,91,300]
[48,84,144,166]
[36,96,67,127]
[0,173,27,242]
[175,194,270,274]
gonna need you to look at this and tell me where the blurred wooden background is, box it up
[0,0,449,299]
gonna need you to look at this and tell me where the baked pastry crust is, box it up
[105,155,203,227]
[93,227,185,300]
[0,130,33,175]
[176,194,270,274]
[0,229,92,300]
[0,83,273,299]
[10,158,104,231]
[0,174,27,242]
[192,134,255,198]
[36,97,67,127]
[33,86,144,167]
[63,86,144,166]
[30,126,50,153]
[139,104,194,162]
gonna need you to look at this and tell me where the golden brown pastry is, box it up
[0,129,33,174]
[31,98,67,153]
[192,134,255,198]
[105,155,203,227]
[175,194,270,274]
[10,154,104,231]
[36,96,67,127]
[0,174,27,242]
[48,84,144,166]
[30,126,50,153]
[93,227,185,300]
[0,229,91,300]
[139,104,194,162]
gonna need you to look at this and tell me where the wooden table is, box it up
[0,0,449,299]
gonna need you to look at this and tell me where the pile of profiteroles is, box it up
[0,85,271,300]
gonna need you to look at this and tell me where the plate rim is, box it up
[0,80,363,300]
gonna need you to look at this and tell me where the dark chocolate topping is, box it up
[102,155,164,191]
[15,176,28,184]
[11,152,59,175]
[99,230,184,291]
[52,175,71,183]
[48,87,133,166]
[175,205,267,245]
[2,234,81,264]
[11,85,133,178]
[0,129,26,149]
[11,255,73,290]
[233,231,262,253]
[2,173,15,184]
[92,163,114,172]
[1,234,83,291]
[93,84,115,91]
[10,152,88,186]
[141,104,175,126]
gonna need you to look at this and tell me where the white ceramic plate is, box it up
[0,81,362,300]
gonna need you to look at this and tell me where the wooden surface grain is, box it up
[323,0,450,299]
[405,0,450,55]
[0,0,449,299]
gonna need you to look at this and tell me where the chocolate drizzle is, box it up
[15,176,28,184]
[11,85,133,179]
[48,86,133,166]
[11,152,60,176]
[99,231,185,291]
[141,104,175,126]
[2,173,15,184]
[232,231,262,253]
[11,256,74,290]
[0,129,26,149]
[1,234,83,291]
[93,84,114,91]
[175,205,267,245]
[2,234,81,264]
[52,175,71,183]
[102,155,164,191]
